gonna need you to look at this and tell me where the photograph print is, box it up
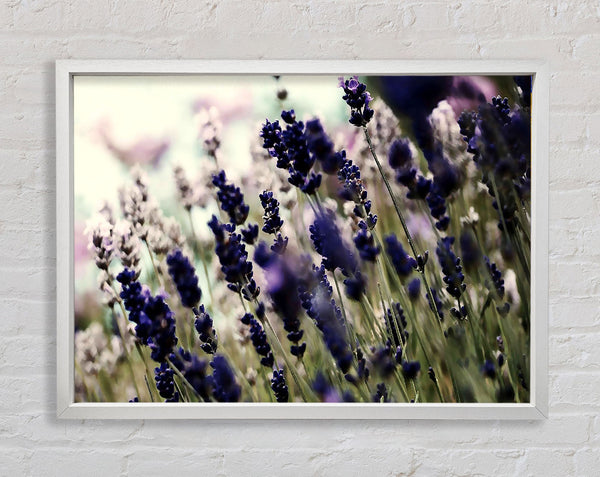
[73,72,532,405]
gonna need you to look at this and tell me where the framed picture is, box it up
[56,60,548,419]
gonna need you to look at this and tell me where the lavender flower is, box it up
[485,257,511,316]
[427,148,460,198]
[260,112,322,195]
[481,359,497,379]
[240,313,274,368]
[212,170,250,225]
[388,138,414,176]
[426,184,450,231]
[143,294,179,362]
[312,372,341,402]
[305,119,345,174]
[407,278,421,301]
[338,157,377,227]
[373,383,389,402]
[484,256,505,299]
[270,369,289,402]
[307,272,353,373]
[459,230,482,272]
[436,237,466,300]
[154,362,178,401]
[309,211,357,276]
[259,190,288,254]
[309,212,367,300]
[210,355,241,402]
[166,249,202,308]
[117,268,178,362]
[402,361,421,380]
[384,234,417,278]
[208,215,259,301]
[254,245,306,358]
[428,366,436,382]
[169,348,213,401]
[353,221,380,262]
[339,76,374,127]
[259,190,284,235]
[194,305,218,354]
[370,342,396,378]
[241,223,259,245]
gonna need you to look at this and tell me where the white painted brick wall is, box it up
[0,0,598,475]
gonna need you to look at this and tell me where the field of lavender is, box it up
[75,74,531,404]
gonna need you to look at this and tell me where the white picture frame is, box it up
[56,59,549,419]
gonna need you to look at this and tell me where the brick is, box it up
[575,448,600,476]
[550,332,600,369]
[30,449,123,477]
[520,449,577,476]
[550,372,600,410]
[550,296,600,328]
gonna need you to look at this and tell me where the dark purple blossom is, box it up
[407,278,421,301]
[259,190,284,235]
[309,211,358,276]
[436,237,466,300]
[305,118,345,174]
[270,369,289,402]
[303,266,353,373]
[254,246,306,358]
[210,355,241,402]
[170,348,213,401]
[373,383,389,402]
[154,362,178,401]
[426,184,450,231]
[481,359,497,379]
[212,170,249,226]
[194,305,218,354]
[241,223,259,245]
[166,249,202,308]
[208,215,259,301]
[353,220,380,262]
[402,360,421,380]
[370,341,396,378]
[117,268,178,362]
[312,372,342,402]
[484,256,505,299]
[260,111,321,195]
[339,76,374,127]
[338,157,377,226]
[460,231,482,272]
[240,313,274,368]
[384,234,417,278]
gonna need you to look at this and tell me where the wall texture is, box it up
[1,1,599,475]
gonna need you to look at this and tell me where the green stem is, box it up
[188,209,215,305]
[332,271,355,350]
[144,240,163,289]
[363,127,443,332]
[166,356,202,402]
